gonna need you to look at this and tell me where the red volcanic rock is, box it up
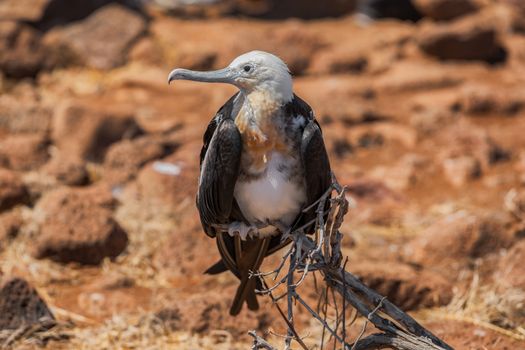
[441,156,481,187]
[103,135,177,185]
[309,51,367,75]
[0,278,54,330]
[0,0,51,22]
[409,90,461,134]
[0,210,23,249]
[43,4,146,70]
[0,134,49,171]
[128,37,166,67]
[371,154,427,191]
[0,169,28,212]
[403,212,513,271]
[413,0,480,21]
[374,61,463,93]
[308,20,412,76]
[460,84,524,116]
[152,0,355,19]
[345,179,406,226]
[0,21,47,78]
[437,120,509,171]
[122,141,200,210]
[41,153,89,186]
[0,84,52,134]
[352,261,453,310]
[52,100,141,161]
[33,186,127,265]
[417,12,505,62]
[256,27,324,75]
[239,0,356,19]
[164,289,274,336]
[516,150,525,175]
[150,18,323,75]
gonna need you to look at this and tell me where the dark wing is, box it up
[197,93,243,238]
[290,94,332,233]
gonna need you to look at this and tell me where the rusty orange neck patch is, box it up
[235,91,289,172]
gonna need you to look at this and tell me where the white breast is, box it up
[234,152,306,235]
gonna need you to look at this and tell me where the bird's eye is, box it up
[243,65,252,73]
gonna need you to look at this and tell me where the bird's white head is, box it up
[168,50,293,104]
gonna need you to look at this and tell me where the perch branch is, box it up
[243,176,454,350]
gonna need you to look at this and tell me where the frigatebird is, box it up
[168,51,332,315]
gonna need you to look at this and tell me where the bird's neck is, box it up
[235,90,289,171]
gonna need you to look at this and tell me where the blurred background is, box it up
[0,0,525,348]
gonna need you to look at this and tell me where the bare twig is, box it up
[242,177,454,350]
[249,331,277,350]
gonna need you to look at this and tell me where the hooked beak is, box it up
[168,67,237,85]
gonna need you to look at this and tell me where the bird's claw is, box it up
[227,222,258,240]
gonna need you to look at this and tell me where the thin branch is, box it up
[244,178,453,350]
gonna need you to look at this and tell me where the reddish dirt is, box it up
[1,1,525,349]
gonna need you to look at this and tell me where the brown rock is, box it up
[103,135,177,185]
[128,37,165,67]
[403,212,513,271]
[0,134,49,171]
[515,150,525,174]
[0,21,47,78]
[41,154,89,186]
[154,217,215,277]
[123,141,200,210]
[460,85,523,115]
[152,0,355,19]
[413,0,480,21]
[0,168,28,212]
[174,47,220,72]
[309,50,368,75]
[254,26,323,75]
[52,100,142,161]
[235,0,356,19]
[0,210,23,244]
[437,120,510,170]
[352,261,453,310]
[441,156,481,187]
[347,180,402,202]
[371,154,427,191]
[153,308,182,331]
[0,84,52,134]
[0,278,54,330]
[0,0,51,22]
[171,290,273,336]
[374,61,463,92]
[410,108,457,135]
[409,90,460,134]
[33,186,127,265]
[151,18,323,75]
[345,179,406,226]
[43,4,146,70]
[417,13,506,62]
[308,20,412,76]
[355,123,418,149]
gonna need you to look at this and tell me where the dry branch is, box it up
[249,177,454,350]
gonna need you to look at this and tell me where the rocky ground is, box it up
[1,0,525,349]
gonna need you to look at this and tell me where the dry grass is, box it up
[416,271,525,342]
[0,315,250,350]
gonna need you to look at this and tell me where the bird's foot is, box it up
[227,222,259,240]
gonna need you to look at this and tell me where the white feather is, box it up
[234,152,306,237]
[229,51,293,103]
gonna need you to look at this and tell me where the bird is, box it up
[168,50,332,316]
